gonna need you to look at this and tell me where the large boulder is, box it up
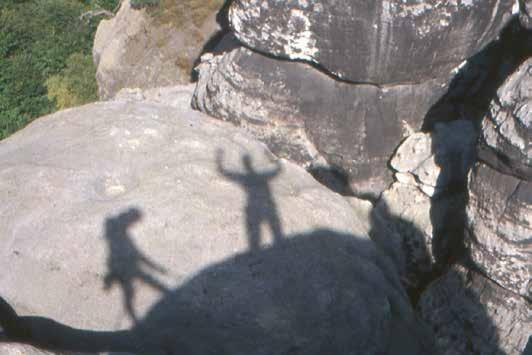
[0,87,436,354]
[93,0,223,100]
[228,0,514,83]
[193,44,448,196]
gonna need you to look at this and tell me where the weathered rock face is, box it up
[478,58,531,180]
[418,265,532,355]
[193,44,449,196]
[390,120,477,196]
[466,163,531,299]
[0,87,436,354]
[93,0,223,100]
[466,58,531,300]
[228,0,514,83]
[370,182,467,293]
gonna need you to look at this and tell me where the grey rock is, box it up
[228,0,514,83]
[418,265,532,355]
[466,58,532,300]
[192,45,448,196]
[371,182,467,292]
[390,120,477,196]
[93,0,222,100]
[466,162,532,299]
[520,0,532,29]
[0,87,436,354]
[479,58,531,180]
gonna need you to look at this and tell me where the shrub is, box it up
[0,0,108,140]
[45,52,98,110]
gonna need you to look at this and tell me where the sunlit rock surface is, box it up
[467,58,531,299]
[193,44,448,196]
[93,0,222,100]
[228,0,514,83]
[0,87,436,354]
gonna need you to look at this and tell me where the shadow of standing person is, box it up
[216,150,283,252]
[102,207,168,324]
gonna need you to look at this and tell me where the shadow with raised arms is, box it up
[0,153,438,354]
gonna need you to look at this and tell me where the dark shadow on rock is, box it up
[415,16,532,355]
[426,17,531,275]
[423,17,532,132]
[216,150,283,251]
[307,165,355,197]
[369,202,435,306]
[0,227,436,354]
[0,150,438,354]
[103,207,168,324]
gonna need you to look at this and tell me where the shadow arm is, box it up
[264,160,282,178]
[216,150,242,181]
[140,254,167,274]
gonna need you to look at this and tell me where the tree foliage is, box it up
[0,0,118,140]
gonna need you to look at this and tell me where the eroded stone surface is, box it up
[192,44,448,196]
[228,0,514,83]
[466,162,532,299]
[479,58,531,180]
[418,265,532,355]
[390,120,477,196]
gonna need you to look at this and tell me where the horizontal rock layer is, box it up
[229,0,514,83]
[479,58,531,180]
[466,162,531,299]
[192,44,448,196]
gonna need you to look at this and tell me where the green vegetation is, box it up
[0,0,118,140]
[45,52,99,110]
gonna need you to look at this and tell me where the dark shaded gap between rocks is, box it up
[412,15,531,355]
[426,16,531,278]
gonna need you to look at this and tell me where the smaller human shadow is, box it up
[216,150,283,252]
[102,207,168,324]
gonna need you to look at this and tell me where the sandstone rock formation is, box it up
[228,0,514,83]
[193,0,515,196]
[466,58,531,299]
[93,0,223,100]
[418,265,531,355]
[0,87,437,354]
[370,182,467,295]
[390,120,477,196]
[478,57,531,179]
[193,44,448,195]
